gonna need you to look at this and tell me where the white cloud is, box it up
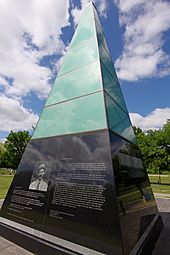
[130,108,170,131]
[114,0,170,81]
[97,0,108,18]
[114,0,145,13]
[0,0,70,98]
[0,0,71,137]
[0,94,38,132]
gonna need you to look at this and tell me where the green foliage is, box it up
[134,120,170,174]
[0,143,4,161]
[2,131,31,169]
[0,142,7,167]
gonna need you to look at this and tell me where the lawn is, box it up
[149,174,170,185]
[148,174,170,184]
[0,175,14,199]
[0,168,15,175]
[151,184,170,194]
[0,173,169,200]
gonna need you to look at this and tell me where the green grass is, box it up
[0,172,169,200]
[148,174,170,194]
[0,168,15,175]
[0,175,14,199]
[148,174,170,185]
[151,184,170,194]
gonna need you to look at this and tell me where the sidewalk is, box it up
[0,200,34,255]
[154,193,170,198]
[0,236,34,255]
[152,197,170,255]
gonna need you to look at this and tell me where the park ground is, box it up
[0,170,170,199]
[0,169,15,199]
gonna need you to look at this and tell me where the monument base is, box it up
[0,221,76,255]
[0,214,163,255]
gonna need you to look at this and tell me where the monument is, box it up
[0,3,163,255]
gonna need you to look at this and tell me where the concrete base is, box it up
[0,214,163,255]
[0,221,79,255]
[135,215,163,255]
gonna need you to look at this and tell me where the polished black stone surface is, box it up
[109,131,158,255]
[0,137,61,231]
[0,130,122,255]
[0,129,160,255]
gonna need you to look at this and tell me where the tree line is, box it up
[0,131,30,169]
[134,120,170,174]
[0,121,170,174]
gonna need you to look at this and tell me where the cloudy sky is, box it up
[0,0,170,141]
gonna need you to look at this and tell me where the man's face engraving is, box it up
[38,168,45,180]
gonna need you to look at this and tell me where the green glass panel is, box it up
[58,37,98,76]
[46,61,102,106]
[78,3,94,25]
[101,63,127,112]
[99,43,116,78]
[96,22,109,55]
[105,93,137,144]
[69,18,96,49]
[93,6,101,28]
[33,92,107,139]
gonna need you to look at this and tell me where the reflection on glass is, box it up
[58,37,98,76]
[101,63,127,112]
[93,5,102,29]
[69,18,96,49]
[110,132,158,255]
[96,21,109,55]
[78,3,94,25]
[33,92,107,139]
[105,93,137,144]
[45,60,102,106]
[99,43,117,78]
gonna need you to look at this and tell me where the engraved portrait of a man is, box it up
[29,163,48,191]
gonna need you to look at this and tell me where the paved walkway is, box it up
[0,236,34,255]
[152,198,170,255]
[154,193,170,198]
[0,198,169,254]
[0,200,33,255]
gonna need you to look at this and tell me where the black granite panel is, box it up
[42,130,122,255]
[0,137,60,230]
[0,130,123,255]
[109,131,158,255]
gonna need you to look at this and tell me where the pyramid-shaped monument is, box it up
[0,3,163,255]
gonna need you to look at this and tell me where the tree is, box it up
[0,142,6,167]
[158,121,170,173]
[134,121,170,174]
[4,131,31,169]
[133,126,151,170]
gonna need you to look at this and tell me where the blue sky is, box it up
[0,0,170,142]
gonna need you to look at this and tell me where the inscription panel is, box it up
[0,138,60,229]
[0,130,123,255]
[43,131,122,255]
